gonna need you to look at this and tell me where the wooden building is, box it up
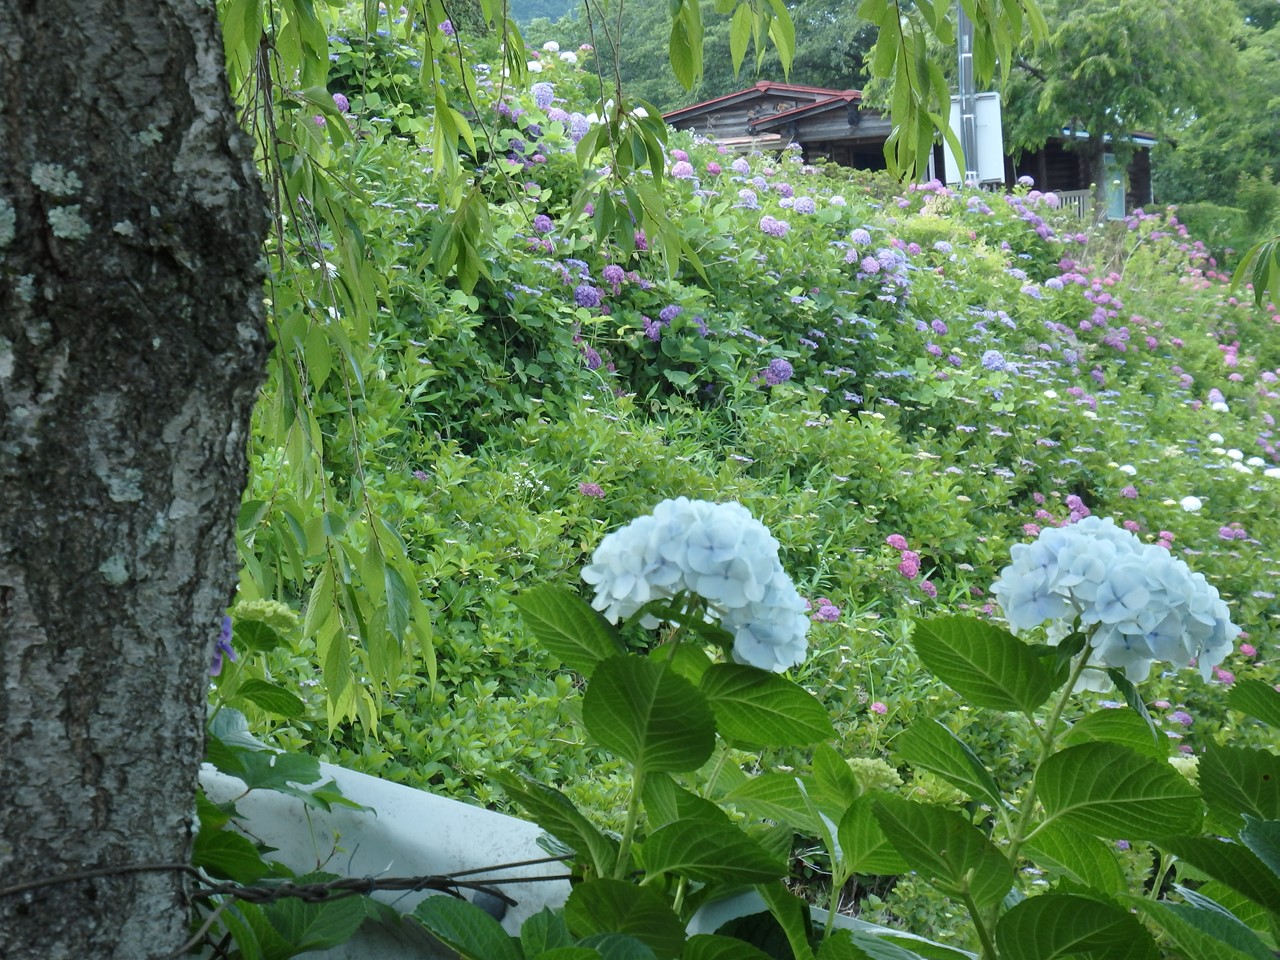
[664,82,1153,216]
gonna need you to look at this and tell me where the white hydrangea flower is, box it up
[990,517,1239,687]
[581,498,809,671]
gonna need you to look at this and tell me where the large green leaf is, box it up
[643,818,786,885]
[577,934,658,960]
[412,895,523,960]
[583,654,716,774]
[1200,742,1280,833]
[1227,679,1280,727]
[496,774,619,878]
[521,907,573,956]
[838,794,909,876]
[1037,742,1203,839]
[565,879,685,959]
[515,585,624,675]
[1240,816,1280,877]
[811,743,862,815]
[755,881,816,960]
[995,894,1159,960]
[1060,708,1168,760]
[683,934,774,960]
[893,720,1003,809]
[871,795,1013,908]
[192,827,271,883]
[642,772,731,829]
[911,617,1056,713]
[263,873,368,956]
[1021,821,1126,894]
[1125,895,1274,960]
[1161,837,1280,913]
[699,663,834,747]
[230,678,306,719]
[724,773,819,834]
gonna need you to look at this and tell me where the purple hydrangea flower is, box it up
[531,82,555,110]
[671,160,695,179]
[763,358,794,386]
[440,19,455,35]
[582,345,602,369]
[574,284,602,308]
[210,617,236,677]
[602,264,625,290]
[850,228,872,245]
[659,304,682,323]
[759,215,790,238]
[793,197,816,214]
[332,92,350,113]
[731,157,750,175]
[981,350,1007,371]
[532,214,554,234]
[578,481,605,498]
[738,188,759,209]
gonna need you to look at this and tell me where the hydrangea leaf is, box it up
[893,719,1004,809]
[871,795,1013,908]
[699,663,834,747]
[642,818,787,885]
[1123,895,1274,960]
[411,895,523,960]
[1037,742,1203,840]
[837,794,910,876]
[1162,836,1280,913]
[911,616,1056,713]
[683,934,774,960]
[1227,679,1280,728]
[1240,816,1280,877]
[1059,707,1169,761]
[565,879,685,958]
[583,654,716,774]
[642,772,732,829]
[995,893,1160,960]
[495,773,619,878]
[723,772,820,835]
[1200,742,1280,833]
[515,584,625,676]
[1021,821,1126,895]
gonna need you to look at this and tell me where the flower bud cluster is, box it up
[581,498,809,672]
[991,517,1238,686]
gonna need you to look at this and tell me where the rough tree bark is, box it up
[0,2,267,957]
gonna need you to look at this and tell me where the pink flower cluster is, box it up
[886,534,921,581]
[810,597,841,622]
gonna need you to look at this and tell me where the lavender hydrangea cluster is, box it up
[581,498,810,672]
[990,517,1238,687]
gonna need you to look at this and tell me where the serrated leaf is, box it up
[724,772,819,834]
[496,774,619,878]
[1021,821,1126,894]
[911,617,1056,713]
[192,827,271,883]
[264,873,367,954]
[1228,679,1280,727]
[233,619,289,654]
[1240,816,1280,877]
[755,881,816,960]
[684,934,775,960]
[1037,742,1202,840]
[1125,895,1273,960]
[642,772,730,829]
[230,678,306,718]
[699,663,834,747]
[412,895,523,960]
[521,906,573,956]
[838,794,909,876]
[1161,837,1280,913]
[893,720,1003,809]
[1200,742,1280,833]
[811,743,861,815]
[995,893,1159,960]
[565,879,684,958]
[583,655,715,774]
[643,818,786,885]
[515,585,625,676]
[872,795,1013,908]
[577,934,658,960]
[1060,708,1167,760]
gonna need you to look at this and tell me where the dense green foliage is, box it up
[192,1,1280,956]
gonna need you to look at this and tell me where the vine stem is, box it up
[613,766,646,880]
[1007,647,1093,866]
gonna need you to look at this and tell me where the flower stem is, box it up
[1008,648,1092,865]
[613,766,646,880]
[962,892,999,960]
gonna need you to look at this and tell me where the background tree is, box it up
[1001,0,1240,210]
[0,2,266,957]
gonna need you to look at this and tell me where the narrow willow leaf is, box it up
[1037,742,1202,839]
[893,719,1003,809]
[1227,679,1280,727]
[643,818,785,884]
[995,893,1159,960]
[514,585,624,675]
[412,895,523,960]
[1060,708,1167,760]
[911,617,1056,713]
[838,794,909,876]
[565,879,685,959]
[699,663,834,747]
[872,795,1012,908]
[1021,821,1126,895]
[583,654,716,774]
[1124,895,1272,960]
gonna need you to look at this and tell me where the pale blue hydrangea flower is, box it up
[581,498,809,671]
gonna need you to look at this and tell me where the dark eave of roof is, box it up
[749,91,864,129]
[663,81,861,123]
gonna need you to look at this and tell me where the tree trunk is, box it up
[0,2,267,957]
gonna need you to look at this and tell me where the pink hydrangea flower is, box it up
[885,534,909,551]
[870,701,888,715]
[578,482,605,498]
